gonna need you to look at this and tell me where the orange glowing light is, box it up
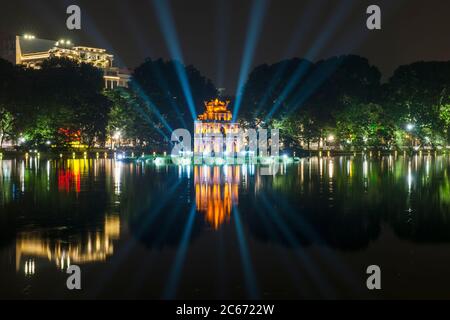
[194,166,240,230]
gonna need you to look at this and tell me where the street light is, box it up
[406,123,415,149]
[114,130,121,140]
[113,130,121,149]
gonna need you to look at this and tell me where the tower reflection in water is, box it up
[194,165,240,230]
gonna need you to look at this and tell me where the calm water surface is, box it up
[1,155,450,299]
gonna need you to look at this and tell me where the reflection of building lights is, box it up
[24,259,35,275]
[194,166,240,230]
[16,215,120,271]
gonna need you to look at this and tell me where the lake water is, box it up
[1,155,450,299]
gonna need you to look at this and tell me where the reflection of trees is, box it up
[0,159,119,271]
[123,166,204,249]
[389,157,450,242]
[4,155,450,257]
[246,156,450,250]
[244,191,381,251]
[129,204,204,249]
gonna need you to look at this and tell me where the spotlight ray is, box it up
[215,0,230,89]
[114,2,187,129]
[115,0,153,57]
[148,62,189,129]
[163,205,197,299]
[252,196,307,296]
[57,1,174,142]
[265,189,358,290]
[255,0,325,117]
[151,0,197,120]
[232,206,260,299]
[286,0,389,118]
[264,0,356,122]
[129,201,184,294]
[259,194,334,298]
[130,100,170,141]
[232,0,270,121]
[130,80,174,134]
[87,178,183,298]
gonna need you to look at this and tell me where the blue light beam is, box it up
[163,205,197,299]
[152,0,197,120]
[255,0,325,118]
[232,206,260,299]
[233,0,270,121]
[264,0,356,122]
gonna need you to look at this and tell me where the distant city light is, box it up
[406,123,415,131]
[23,34,35,40]
[327,135,335,142]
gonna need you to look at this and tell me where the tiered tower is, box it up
[194,99,240,156]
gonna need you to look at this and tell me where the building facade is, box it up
[0,34,130,89]
[194,99,240,156]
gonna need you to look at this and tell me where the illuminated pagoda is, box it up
[194,99,240,156]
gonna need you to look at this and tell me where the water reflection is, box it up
[16,215,120,274]
[194,165,239,230]
[3,155,450,298]
[0,158,122,274]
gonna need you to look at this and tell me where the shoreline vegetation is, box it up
[1,55,450,155]
[0,148,447,161]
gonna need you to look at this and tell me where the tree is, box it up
[132,58,217,136]
[239,55,382,142]
[386,61,450,146]
[335,102,394,149]
[12,57,112,149]
[0,59,18,147]
[0,107,14,148]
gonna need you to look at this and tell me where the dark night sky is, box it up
[1,0,450,94]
